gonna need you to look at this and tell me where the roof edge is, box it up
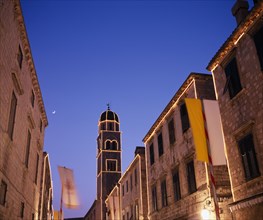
[142,72,212,143]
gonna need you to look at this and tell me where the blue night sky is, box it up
[20,0,253,218]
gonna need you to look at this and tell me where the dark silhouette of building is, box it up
[84,107,122,220]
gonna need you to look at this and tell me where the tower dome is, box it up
[99,109,119,122]
[99,106,120,132]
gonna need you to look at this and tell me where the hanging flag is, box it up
[53,210,63,220]
[185,98,209,163]
[203,100,226,165]
[58,166,80,209]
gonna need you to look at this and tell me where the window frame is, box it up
[253,25,263,70]
[173,170,181,202]
[161,179,168,207]
[224,57,242,99]
[130,174,133,192]
[134,168,137,186]
[106,159,117,172]
[8,92,17,140]
[126,180,129,193]
[20,202,25,218]
[149,143,155,165]
[187,160,197,194]
[31,90,35,108]
[158,132,164,157]
[34,153,39,184]
[17,45,23,69]
[238,133,260,181]
[151,185,158,212]
[168,118,176,145]
[0,180,7,206]
[180,103,190,133]
[25,130,31,168]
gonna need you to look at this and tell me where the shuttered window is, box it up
[224,57,242,99]
[238,133,260,180]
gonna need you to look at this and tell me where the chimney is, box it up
[232,0,249,25]
[134,146,145,157]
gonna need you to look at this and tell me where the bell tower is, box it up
[96,106,122,220]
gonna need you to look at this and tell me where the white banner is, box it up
[58,166,79,209]
[203,100,226,165]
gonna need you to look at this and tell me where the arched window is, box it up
[105,140,111,150]
[111,141,118,150]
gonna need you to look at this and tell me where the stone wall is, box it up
[0,0,48,219]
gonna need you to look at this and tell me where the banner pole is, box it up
[60,186,63,220]
[201,100,220,220]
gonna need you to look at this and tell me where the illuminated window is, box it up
[8,92,17,140]
[238,133,260,180]
[149,143,155,165]
[187,160,197,194]
[151,185,157,211]
[180,103,189,133]
[168,118,176,145]
[173,170,181,201]
[158,132,164,157]
[161,179,168,207]
[107,160,117,171]
[25,130,31,168]
[254,25,263,70]
[17,45,23,69]
[0,180,7,206]
[224,57,242,99]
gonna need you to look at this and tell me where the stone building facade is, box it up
[0,0,50,219]
[105,146,148,220]
[207,0,263,219]
[143,73,232,220]
[38,152,53,220]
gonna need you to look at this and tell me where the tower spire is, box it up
[107,103,110,110]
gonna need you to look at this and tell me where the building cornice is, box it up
[118,154,140,183]
[207,2,263,71]
[142,73,212,143]
[14,0,48,127]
